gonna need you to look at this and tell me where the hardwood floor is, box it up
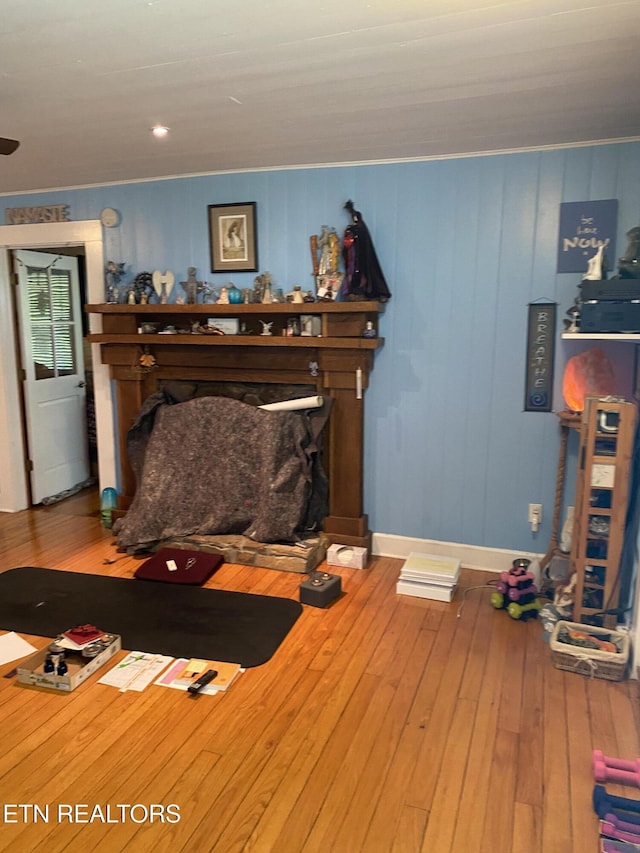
[0,489,638,852]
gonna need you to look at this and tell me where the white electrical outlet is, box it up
[528,503,542,532]
[528,503,542,523]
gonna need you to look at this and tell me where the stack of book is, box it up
[396,552,461,601]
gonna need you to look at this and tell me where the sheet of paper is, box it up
[154,658,222,696]
[98,652,173,692]
[0,632,38,665]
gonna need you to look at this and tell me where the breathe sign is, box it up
[524,302,556,412]
[5,205,71,225]
[557,199,618,274]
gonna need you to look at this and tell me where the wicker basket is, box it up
[550,620,630,681]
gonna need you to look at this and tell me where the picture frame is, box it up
[208,202,258,273]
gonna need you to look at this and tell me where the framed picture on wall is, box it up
[208,202,258,273]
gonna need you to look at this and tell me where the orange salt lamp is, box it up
[562,348,615,412]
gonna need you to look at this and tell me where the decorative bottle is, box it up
[100,487,118,529]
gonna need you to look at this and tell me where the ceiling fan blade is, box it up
[0,138,20,156]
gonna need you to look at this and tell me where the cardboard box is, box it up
[17,635,122,692]
[327,544,368,569]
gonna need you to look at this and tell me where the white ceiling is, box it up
[1,0,639,195]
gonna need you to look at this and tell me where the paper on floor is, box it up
[0,631,38,666]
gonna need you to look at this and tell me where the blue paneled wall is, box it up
[3,141,639,552]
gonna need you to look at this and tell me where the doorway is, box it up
[0,220,116,513]
[12,248,92,504]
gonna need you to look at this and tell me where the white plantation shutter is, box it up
[25,263,76,379]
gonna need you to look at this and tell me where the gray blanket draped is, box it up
[114,394,329,553]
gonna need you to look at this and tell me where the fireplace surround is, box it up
[86,301,384,551]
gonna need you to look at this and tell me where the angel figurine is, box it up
[105,260,125,303]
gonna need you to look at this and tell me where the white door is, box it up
[14,249,89,504]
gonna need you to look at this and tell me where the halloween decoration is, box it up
[341,200,391,303]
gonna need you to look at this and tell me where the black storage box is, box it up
[299,571,341,608]
[580,300,640,333]
[580,280,640,301]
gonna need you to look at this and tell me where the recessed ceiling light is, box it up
[151,125,170,138]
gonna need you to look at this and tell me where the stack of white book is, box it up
[396,552,461,602]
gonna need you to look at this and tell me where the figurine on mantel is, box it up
[342,199,391,302]
[105,260,126,303]
[132,271,154,304]
[180,266,204,304]
[152,269,174,304]
[254,271,274,303]
[563,297,581,333]
[312,226,343,301]
[287,285,305,303]
[317,226,331,275]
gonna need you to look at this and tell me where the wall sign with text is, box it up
[557,199,618,274]
[525,302,556,413]
[5,205,71,225]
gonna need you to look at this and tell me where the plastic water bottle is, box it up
[100,487,118,529]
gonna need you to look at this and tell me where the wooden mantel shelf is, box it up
[87,301,381,314]
[86,300,386,551]
[86,301,384,349]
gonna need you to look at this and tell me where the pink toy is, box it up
[601,841,640,853]
[594,751,640,788]
[607,813,640,834]
[508,584,538,601]
[499,570,535,588]
[600,820,640,845]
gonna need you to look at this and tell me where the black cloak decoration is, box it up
[341,200,392,302]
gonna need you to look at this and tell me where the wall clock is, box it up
[100,207,121,228]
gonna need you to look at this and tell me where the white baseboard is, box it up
[371,532,543,574]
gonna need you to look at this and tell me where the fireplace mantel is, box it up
[86,301,385,550]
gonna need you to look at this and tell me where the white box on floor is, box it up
[17,635,121,693]
[327,544,368,569]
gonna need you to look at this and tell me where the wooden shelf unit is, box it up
[85,301,385,550]
[571,399,636,627]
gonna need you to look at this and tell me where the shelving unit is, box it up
[571,398,636,627]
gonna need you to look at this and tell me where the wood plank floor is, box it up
[0,489,639,852]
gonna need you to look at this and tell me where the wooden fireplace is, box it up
[86,301,384,550]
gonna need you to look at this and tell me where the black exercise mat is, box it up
[0,567,303,668]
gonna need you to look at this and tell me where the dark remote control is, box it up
[187,669,218,694]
